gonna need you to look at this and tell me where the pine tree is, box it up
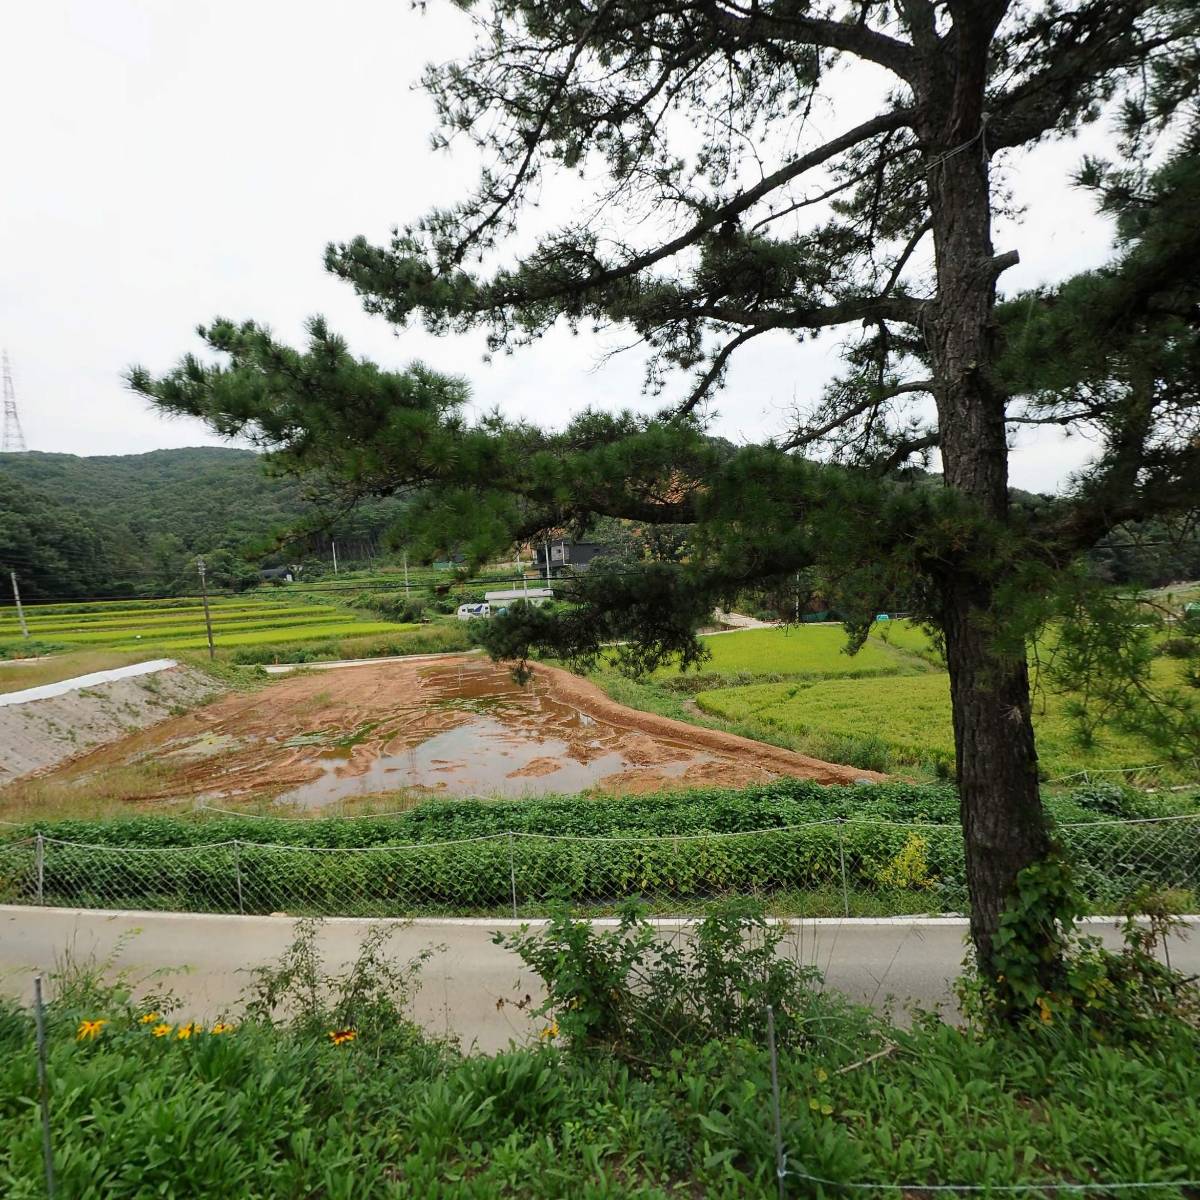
[131,1,1200,997]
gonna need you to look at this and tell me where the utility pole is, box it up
[332,540,339,576]
[543,539,551,585]
[9,571,30,638]
[2,350,28,453]
[196,557,215,659]
[403,550,410,596]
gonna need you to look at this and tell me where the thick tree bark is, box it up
[919,23,1052,974]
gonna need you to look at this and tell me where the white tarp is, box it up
[0,659,178,707]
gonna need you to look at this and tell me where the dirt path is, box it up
[13,655,881,809]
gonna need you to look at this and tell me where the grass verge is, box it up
[0,913,1196,1197]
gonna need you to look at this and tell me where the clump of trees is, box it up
[0,447,407,597]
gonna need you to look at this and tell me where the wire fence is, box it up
[0,813,1196,919]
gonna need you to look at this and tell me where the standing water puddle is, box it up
[276,658,714,808]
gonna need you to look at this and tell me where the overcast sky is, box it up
[2,1,1124,492]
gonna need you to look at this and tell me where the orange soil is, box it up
[17,656,883,807]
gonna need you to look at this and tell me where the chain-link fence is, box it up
[0,813,1196,918]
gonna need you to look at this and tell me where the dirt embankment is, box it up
[528,662,884,787]
[0,666,222,782]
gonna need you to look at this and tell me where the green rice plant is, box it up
[24,605,325,632]
[226,622,472,664]
[695,672,1183,781]
[647,625,930,681]
[42,614,360,645]
[869,617,946,665]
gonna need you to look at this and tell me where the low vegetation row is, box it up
[7,780,1191,846]
[0,594,416,652]
[3,782,1195,918]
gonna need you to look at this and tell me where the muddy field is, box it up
[13,656,880,808]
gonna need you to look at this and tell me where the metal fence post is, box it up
[35,833,44,906]
[835,818,850,918]
[766,1005,786,1200]
[508,833,518,919]
[33,975,57,1199]
[233,840,244,915]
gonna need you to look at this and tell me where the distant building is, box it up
[258,566,297,583]
[533,540,606,575]
[458,588,555,620]
[484,587,554,615]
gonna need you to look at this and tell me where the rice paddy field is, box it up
[0,595,415,654]
[594,621,1198,785]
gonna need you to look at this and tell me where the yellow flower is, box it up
[210,1022,235,1035]
[176,1022,197,1040]
[815,1067,828,1083]
[539,1021,559,1041]
[76,1019,107,1042]
[139,1012,161,1025]
[152,1024,172,1038]
[328,1028,357,1046]
[1036,996,1053,1024]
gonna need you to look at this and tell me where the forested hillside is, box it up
[0,447,403,598]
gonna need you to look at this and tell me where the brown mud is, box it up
[15,656,882,809]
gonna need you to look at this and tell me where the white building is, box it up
[457,588,555,620]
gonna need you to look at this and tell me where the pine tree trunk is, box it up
[941,576,1049,972]
[921,55,1052,973]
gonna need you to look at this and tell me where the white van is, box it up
[456,602,490,621]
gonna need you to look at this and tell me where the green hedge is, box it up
[3,780,1196,917]
[4,778,1191,848]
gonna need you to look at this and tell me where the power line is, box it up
[1,350,28,453]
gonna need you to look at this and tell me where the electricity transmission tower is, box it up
[2,350,28,453]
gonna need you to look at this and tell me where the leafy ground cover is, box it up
[16,778,1187,846]
[3,780,1194,918]
[0,912,1196,1198]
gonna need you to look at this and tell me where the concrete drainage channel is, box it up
[1,907,1196,1052]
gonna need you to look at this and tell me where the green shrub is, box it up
[4,780,1195,918]
[1160,637,1196,659]
[498,899,835,1056]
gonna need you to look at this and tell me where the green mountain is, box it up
[0,447,401,599]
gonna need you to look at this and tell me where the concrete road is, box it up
[1,907,1195,1052]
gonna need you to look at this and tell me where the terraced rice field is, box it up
[0,596,414,652]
